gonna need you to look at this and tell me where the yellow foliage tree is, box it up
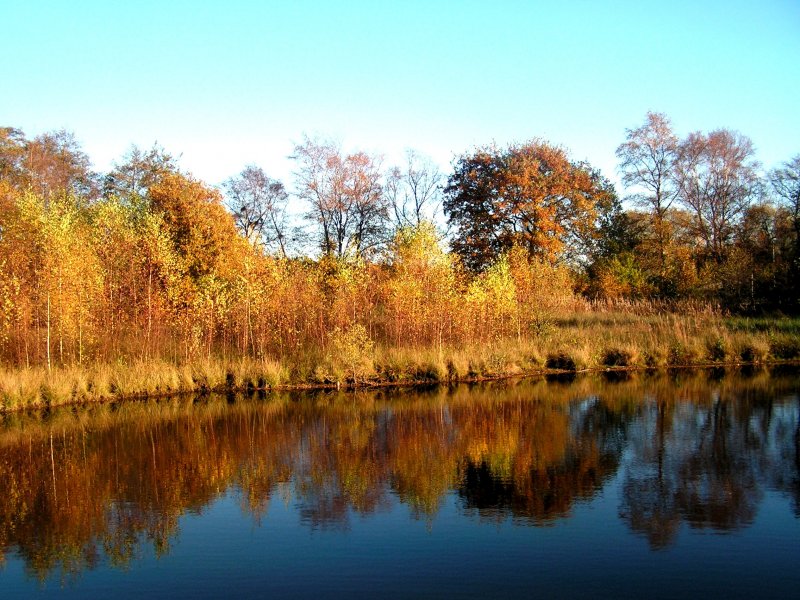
[384,222,457,348]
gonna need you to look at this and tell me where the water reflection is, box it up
[619,374,800,548]
[458,398,627,524]
[0,369,797,579]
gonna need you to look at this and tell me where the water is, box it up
[1,369,798,598]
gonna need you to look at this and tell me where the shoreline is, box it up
[2,358,798,416]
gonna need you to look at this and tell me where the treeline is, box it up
[0,115,798,370]
[604,113,798,308]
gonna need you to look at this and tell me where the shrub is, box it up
[706,338,727,362]
[667,343,695,366]
[546,353,577,371]
[740,343,768,363]
[602,348,632,367]
[446,360,459,381]
[329,324,375,384]
[529,314,555,339]
[411,362,441,381]
[770,335,800,360]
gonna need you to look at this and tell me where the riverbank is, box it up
[2,312,799,412]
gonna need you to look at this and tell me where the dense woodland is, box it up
[0,113,798,372]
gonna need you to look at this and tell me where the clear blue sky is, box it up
[2,0,798,190]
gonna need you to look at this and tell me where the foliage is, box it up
[293,137,388,260]
[224,165,290,256]
[444,140,614,271]
[103,143,178,199]
[0,122,798,396]
[612,114,796,309]
[588,253,652,300]
[674,129,761,264]
[329,324,374,384]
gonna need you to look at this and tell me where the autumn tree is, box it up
[86,196,174,360]
[1,192,102,368]
[23,130,97,200]
[674,129,760,264]
[0,127,26,188]
[385,150,443,228]
[770,155,800,305]
[383,221,456,348]
[293,137,388,260]
[771,155,800,228]
[734,202,793,309]
[616,112,680,289]
[464,253,518,342]
[104,144,179,199]
[0,127,97,201]
[148,173,246,357]
[148,173,242,279]
[443,140,614,271]
[223,165,290,256]
[0,189,29,363]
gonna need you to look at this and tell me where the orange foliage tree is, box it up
[444,140,614,271]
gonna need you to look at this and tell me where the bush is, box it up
[706,338,727,362]
[667,343,695,366]
[602,348,632,367]
[411,362,442,381]
[546,353,577,371]
[529,314,555,339]
[740,342,768,363]
[329,324,375,384]
[770,335,800,360]
[642,350,663,368]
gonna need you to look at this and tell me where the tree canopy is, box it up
[443,141,615,271]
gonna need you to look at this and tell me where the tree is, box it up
[147,172,246,357]
[385,150,443,227]
[443,140,614,271]
[383,221,456,348]
[0,127,26,187]
[104,144,178,199]
[769,154,800,306]
[23,130,97,200]
[616,112,679,284]
[770,155,800,291]
[292,137,388,260]
[148,172,241,280]
[223,165,290,256]
[0,128,97,200]
[771,155,800,222]
[674,129,760,263]
[5,192,103,368]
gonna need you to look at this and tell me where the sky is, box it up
[2,0,799,193]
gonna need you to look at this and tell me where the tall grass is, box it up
[2,309,797,411]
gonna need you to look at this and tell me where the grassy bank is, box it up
[2,312,799,412]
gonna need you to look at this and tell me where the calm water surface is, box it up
[1,369,798,598]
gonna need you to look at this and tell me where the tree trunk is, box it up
[46,290,51,372]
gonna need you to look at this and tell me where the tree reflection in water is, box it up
[0,369,797,578]
[619,371,800,548]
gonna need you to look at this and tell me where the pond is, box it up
[1,368,798,598]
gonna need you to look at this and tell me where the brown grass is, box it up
[1,310,795,411]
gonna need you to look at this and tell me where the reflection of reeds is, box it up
[0,367,793,448]
[1,312,797,411]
